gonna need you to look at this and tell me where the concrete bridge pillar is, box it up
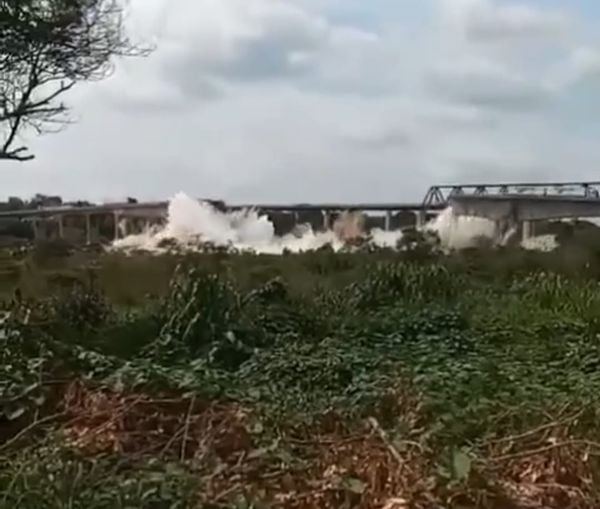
[522,220,534,242]
[57,215,64,239]
[85,214,92,245]
[113,212,120,240]
[121,218,129,238]
[31,219,40,241]
[322,210,331,230]
[415,210,426,229]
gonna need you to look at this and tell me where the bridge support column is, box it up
[85,214,92,245]
[121,218,129,238]
[113,212,120,240]
[31,219,40,241]
[522,220,534,242]
[415,210,426,229]
[57,215,64,239]
[385,211,392,231]
[322,210,331,230]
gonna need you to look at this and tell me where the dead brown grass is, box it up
[9,381,588,508]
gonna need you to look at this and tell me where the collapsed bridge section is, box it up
[448,193,600,241]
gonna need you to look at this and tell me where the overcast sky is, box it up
[5,0,600,203]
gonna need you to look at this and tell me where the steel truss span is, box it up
[422,181,600,207]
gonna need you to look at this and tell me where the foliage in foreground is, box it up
[2,256,600,507]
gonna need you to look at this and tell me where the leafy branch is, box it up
[0,0,152,161]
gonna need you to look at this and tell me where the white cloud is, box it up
[440,0,569,43]
[154,0,361,84]
[564,47,600,86]
[543,46,600,91]
[426,58,551,110]
[571,47,600,74]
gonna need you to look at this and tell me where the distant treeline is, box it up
[0,194,92,211]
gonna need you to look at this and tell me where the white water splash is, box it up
[112,192,557,253]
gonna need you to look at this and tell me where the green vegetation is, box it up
[1,244,600,508]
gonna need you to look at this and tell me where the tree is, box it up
[0,0,151,161]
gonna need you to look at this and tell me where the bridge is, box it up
[422,181,600,206]
[0,199,440,243]
[0,180,599,243]
[440,182,600,240]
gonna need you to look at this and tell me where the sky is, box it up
[4,0,600,203]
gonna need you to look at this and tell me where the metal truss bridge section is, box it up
[422,181,600,208]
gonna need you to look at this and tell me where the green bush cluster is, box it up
[3,254,600,506]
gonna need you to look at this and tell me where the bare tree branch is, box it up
[0,146,35,161]
[0,0,152,161]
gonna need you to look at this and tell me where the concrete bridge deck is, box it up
[449,194,600,221]
[449,193,600,241]
[0,200,437,220]
[0,200,442,243]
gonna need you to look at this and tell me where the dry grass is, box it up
[2,382,583,508]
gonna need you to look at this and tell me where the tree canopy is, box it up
[0,0,150,161]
